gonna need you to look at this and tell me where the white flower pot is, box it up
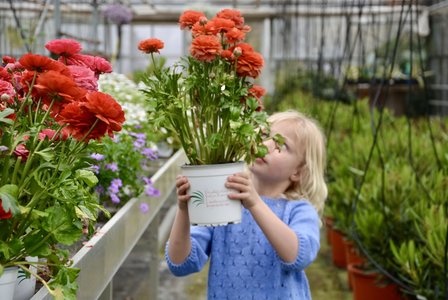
[14,257,38,300]
[182,162,244,226]
[0,267,18,300]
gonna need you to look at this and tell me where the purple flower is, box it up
[142,148,158,160]
[108,178,122,194]
[144,185,160,197]
[133,139,145,149]
[134,125,142,129]
[111,178,123,188]
[142,177,152,185]
[103,4,133,25]
[110,193,121,204]
[0,146,8,152]
[90,153,105,161]
[91,165,100,174]
[139,202,149,214]
[105,163,119,172]
[95,185,104,195]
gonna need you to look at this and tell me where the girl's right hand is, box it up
[175,175,191,211]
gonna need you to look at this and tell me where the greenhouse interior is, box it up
[0,0,447,299]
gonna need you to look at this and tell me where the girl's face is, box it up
[250,120,304,187]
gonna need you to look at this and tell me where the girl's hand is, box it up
[226,172,262,209]
[176,175,191,211]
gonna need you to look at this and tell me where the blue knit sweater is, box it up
[165,197,320,300]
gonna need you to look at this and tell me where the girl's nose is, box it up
[263,139,276,153]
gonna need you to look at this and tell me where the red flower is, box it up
[190,35,222,62]
[83,92,125,132]
[0,199,12,220]
[57,92,125,141]
[216,9,245,29]
[19,54,70,76]
[2,55,16,65]
[0,67,12,81]
[179,10,206,30]
[236,50,264,78]
[56,102,97,141]
[45,39,82,57]
[33,70,86,113]
[138,38,165,54]
[14,144,29,161]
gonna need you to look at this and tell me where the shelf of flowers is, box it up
[31,149,186,300]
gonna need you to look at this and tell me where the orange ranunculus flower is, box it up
[225,28,245,44]
[138,38,164,54]
[179,10,206,30]
[45,38,82,57]
[82,91,125,133]
[207,17,235,34]
[236,51,264,78]
[249,85,266,99]
[190,35,222,62]
[216,9,245,29]
[220,50,234,61]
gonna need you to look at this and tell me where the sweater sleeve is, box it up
[279,201,320,271]
[165,226,213,276]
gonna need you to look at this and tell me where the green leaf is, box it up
[75,169,98,187]
[0,108,14,124]
[43,207,82,245]
[35,147,55,161]
[0,184,20,216]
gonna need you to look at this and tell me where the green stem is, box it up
[16,264,56,297]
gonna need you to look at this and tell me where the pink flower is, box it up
[45,39,82,57]
[91,56,113,77]
[0,80,15,101]
[68,65,98,91]
[13,144,29,161]
[61,54,112,79]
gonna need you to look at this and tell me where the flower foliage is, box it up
[139,9,270,165]
[0,39,124,299]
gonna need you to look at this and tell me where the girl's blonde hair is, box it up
[268,110,328,216]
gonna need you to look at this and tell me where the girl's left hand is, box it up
[226,172,261,209]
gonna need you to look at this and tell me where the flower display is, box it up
[139,8,277,165]
[0,38,124,299]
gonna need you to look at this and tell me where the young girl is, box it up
[166,110,327,299]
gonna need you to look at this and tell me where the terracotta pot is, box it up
[348,263,403,300]
[343,238,365,289]
[324,216,334,245]
[330,229,346,268]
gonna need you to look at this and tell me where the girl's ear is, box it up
[289,167,301,182]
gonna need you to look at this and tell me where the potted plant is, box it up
[139,9,278,226]
[0,38,125,299]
